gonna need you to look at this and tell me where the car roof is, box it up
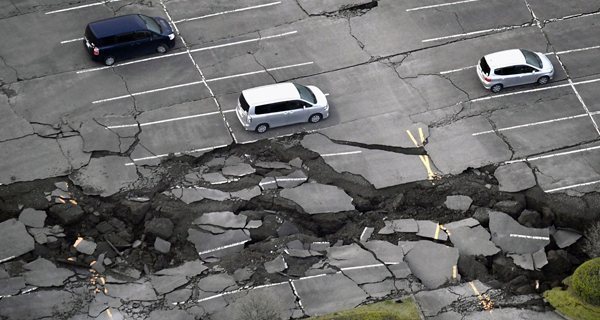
[484,49,526,69]
[88,14,146,39]
[242,83,300,106]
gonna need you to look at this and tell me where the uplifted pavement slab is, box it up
[155,260,208,277]
[364,240,405,263]
[415,280,491,317]
[0,277,25,296]
[417,220,448,241]
[508,248,548,271]
[18,208,46,228]
[552,228,582,248]
[88,293,122,317]
[187,228,251,258]
[70,156,138,197]
[0,219,34,262]
[222,163,255,177]
[0,290,79,320]
[494,162,537,192]
[196,273,238,300]
[326,243,380,269]
[193,211,247,229]
[150,274,189,295]
[342,264,392,284]
[167,187,231,203]
[255,161,292,170]
[22,257,74,287]
[301,134,428,189]
[379,219,419,234]
[405,241,460,289]
[489,211,550,254]
[276,170,308,188]
[105,281,158,301]
[265,255,288,274]
[294,273,368,316]
[448,225,500,257]
[280,182,355,214]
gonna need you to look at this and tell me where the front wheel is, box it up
[491,84,503,93]
[104,56,115,66]
[308,113,322,123]
[537,76,549,85]
[157,44,168,54]
[255,123,269,133]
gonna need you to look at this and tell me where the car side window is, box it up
[517,65,535,73]
[254,104,271,115]
[134,31,151,41]
[116,33,136,43]
[495,66,518,76]
[287,101,304,110]
[269,102,288,113]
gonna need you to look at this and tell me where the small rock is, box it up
[444,195,473,212]
[255,161,291,170]
[222,163,255,177]
[0,219,35,261]
[518,210,543,228]
[154,237,171,254]
[233,267,255,283]
[472,207,492,227]
[493,200,525,218]
[264,255,287,273]
[277,221,299,237]
[552,229,582,249]
[18,208,47,228]
[74,237,97,255]
[48,204,84,225]
[289,157,303,168]
[96,221,115,234]
[145,218,174,239]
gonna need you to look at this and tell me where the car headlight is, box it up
[168,33,175,40]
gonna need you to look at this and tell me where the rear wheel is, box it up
[157,44,168,54]
[491,84,503,93]
[104,56,115,66]
[308,113,322,123]
[537,76,549,85]
[255,123,269,133]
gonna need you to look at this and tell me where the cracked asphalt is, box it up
[0,0,599,319]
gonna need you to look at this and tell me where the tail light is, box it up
[484,76,491,82]
[93,47,100,56]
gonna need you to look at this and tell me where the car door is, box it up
[495,66,520,87]
[283,101,308,125]
[115,32,137,58]
[515,65,538,85]
[132,31,154,55]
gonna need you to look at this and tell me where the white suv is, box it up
[236,83,329,133]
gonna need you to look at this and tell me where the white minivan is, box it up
[235,83,329,133]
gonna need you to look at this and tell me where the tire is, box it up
[104,56,115,66]
[255,123,269,133]
[491,84,503,93]
[156,44,168,54]
[537,76,549,85]
[308,113,322,123]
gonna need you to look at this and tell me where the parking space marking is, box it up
[407,128,437,180]
[422,25,525,43]
[406,0,480,12]
[439,65,476,75]
[197,240,250,256]
[125,144,228,165]
[46,0,121,14]
[76,31,297,73]
[556,44,600,55]
[472,112,600,136]
[107,109,236,129]
[61,37,83,44]
[504,145,600,164]
[92,61,313,104]
[509,234,550,241]
[321,151,362,157]
[546,179,600,193]
[173,1,282,24]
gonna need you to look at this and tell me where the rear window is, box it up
[85,26,98,44]
[239,93,250,112]
[479,57,490,75]
[520,49,542,68]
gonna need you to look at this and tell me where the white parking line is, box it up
[471,112,599,136]
[321,150,362,157]
[173,1,281,24]
[422,25,519,43]
[197,240,250,256]
[439,65,476,75]
[61,37,83,44]
[76,31,297,73]
[406,0,480,12]
[546,179,600,193]
[504,144,600,164]
[125,144,228,165]
[509,234,550,241]
[106,111,223,129]
[556,44,600,55]
[471,83,572,102]
[92,61,313,104]
[46,0,121,14]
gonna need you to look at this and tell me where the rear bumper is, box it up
[476,65,493,89]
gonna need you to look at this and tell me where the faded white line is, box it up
[546,179,600,193]
[567,78,600,136]
[407,0,480,12]
[439,65,476,75]
[107,111,221,129]
[340,263,387,271]
[556,44,600,55]
[205,61,313,82]
[0,255,16,264]
[125,144,228,165]
[61,37,83,44]
[198,240,250,256]
[321,150,362,157]
[76,31,297,74]
[46,0,121,14]
[174,1,281,23]
[471,83,573,102]
[472,113,597,136]
[505,145,600,164]
[509,234,550,241]
[422,25,518,43]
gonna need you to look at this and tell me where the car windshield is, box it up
[520,49,542,68]
[139,15,161,34]
[294,84,316,104]
[479,57,490,76]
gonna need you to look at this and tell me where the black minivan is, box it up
[84,14,176,66]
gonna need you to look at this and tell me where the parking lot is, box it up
[1,0,599,192]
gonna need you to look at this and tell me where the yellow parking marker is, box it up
[406,128,438,180]
[452,265,458,280]
[434,223,441,240]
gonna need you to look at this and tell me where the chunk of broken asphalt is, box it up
[494,162,537,192]
[404,240,460,289]
[154,237,171,254]
[145,217,174,239]
[0,219,35,261]
[264,255,287,273]
[489,211,550,254]
[279,183,355,214]
[18,208,46,228]
[444,195,473,212]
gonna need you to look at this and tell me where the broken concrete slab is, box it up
[0,290,79,320]
[416,220,448,241]
[405,241,460,289]
[105,281,158,301]
[264,255,288,274]
[448,225,500,257]
[96,308,124,320]
[70,156,138,197]
[255,161,291,170]
[360,227,374,242]
[201,172,229,184]
[279,183,355,214]
[230,186,261,200]
[187,228,251,258]
[74,237,96,255]
[552,228,582,248]
[0,219,34,262]
[23,258,74,287]
[155,260,207,278]
[389,262,412,278]
[364,240,404,263]
[494,162,537,192]
[18,208,46,228]
[293,273,368,316]
[222,163,255,177]
[489,211,550,254]
[193,211,247,229]
[508,253,534,270]
[196,274,238,299]
[533,248,548,270]
[276,170,308,188]
[342,264,392,284]
[259,176,278,190]
[88,293,122,317]
[327,244,381,268]
[167,186,231,203]
[154,237,171,254]
[392,219,419,233]
[49,203,84,225]
[150,274,188,295]
[444,218,480,231]
[165,288,193,304]
[444,195,473,212]
[0,277,25,296]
